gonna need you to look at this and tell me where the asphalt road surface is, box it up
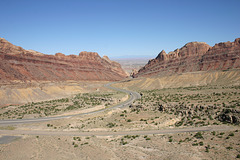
[0,126,234,138]
[0,136,21,144]
[0,81,235,142]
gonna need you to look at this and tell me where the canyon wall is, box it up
[0,38,127,83]
[134,38,240,77]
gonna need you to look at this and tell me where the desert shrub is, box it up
[205,145,210,153]
[226,146,233,150]
[74,144,78,148]
[127,119,132,122]
[175,121,183,127]
[106,122,116,128]
[236,154,240,158]
[194,132,203,139]
[229,133,234,136]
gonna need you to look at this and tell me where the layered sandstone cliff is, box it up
[0,38,127,82]
[133,38,240,77]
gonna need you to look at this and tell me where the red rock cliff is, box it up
[134,38,240,77]
[0,38,127,82]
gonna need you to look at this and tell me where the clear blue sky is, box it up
[1,0,240,58]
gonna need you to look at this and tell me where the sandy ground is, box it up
[114,69,240,90]
[0,127,239,160]
[0,81,109,107]
[0,105,239,160]
[0,70,240,160]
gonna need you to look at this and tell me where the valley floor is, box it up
[0,70,240,160]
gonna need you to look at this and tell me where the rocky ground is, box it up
[0,71,240,160]
[1,129,239,160]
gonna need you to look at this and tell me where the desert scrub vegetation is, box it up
[130,85,240,126]
[119,135,140,145]
[0,92,125,119]
[71,136,91,148]
[169,130,240,159]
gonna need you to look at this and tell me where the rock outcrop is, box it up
[0,38,127,82]
[133,38,240,77]
[130,69,138,77]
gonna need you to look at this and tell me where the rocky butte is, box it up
[0,38,127,82]
[133,38,240,78]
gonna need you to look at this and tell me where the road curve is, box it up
[0,82,141,125]
[104,82,141,109]
[0,82,235,138]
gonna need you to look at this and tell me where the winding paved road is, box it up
[0,81,235,140]
[0,82,141,125]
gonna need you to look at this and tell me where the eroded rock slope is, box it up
[134,38,240,77]
[0,38,127,82]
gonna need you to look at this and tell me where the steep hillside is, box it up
[133,38,240,77]
[0,38,127,82]
[114,70,240,91]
